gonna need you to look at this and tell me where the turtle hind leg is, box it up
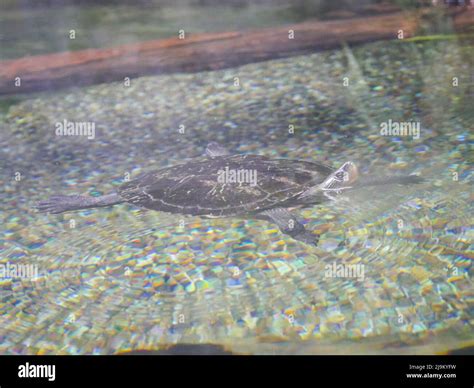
[258,208,319,246]
[36,193,123,214]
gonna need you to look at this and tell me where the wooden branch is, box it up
[0,8,472,96]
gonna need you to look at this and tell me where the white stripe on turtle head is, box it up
[298,161,359,200]
[205,142,231,158]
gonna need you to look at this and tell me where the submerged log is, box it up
[0,8,472,96]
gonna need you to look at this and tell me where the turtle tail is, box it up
[36,193,123,214]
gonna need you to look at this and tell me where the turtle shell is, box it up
[118,154,333,217]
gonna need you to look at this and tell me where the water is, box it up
[0,2,473,355]
[0,0,371,60]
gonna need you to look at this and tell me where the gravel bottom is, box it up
[0,39,472,354]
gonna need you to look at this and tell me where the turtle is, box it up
[36,142,423,245]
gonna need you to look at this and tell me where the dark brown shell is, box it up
[118,154,333,217]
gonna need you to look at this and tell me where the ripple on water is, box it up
[1,39,473,354]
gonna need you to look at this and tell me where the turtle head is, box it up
[339,161,359,185]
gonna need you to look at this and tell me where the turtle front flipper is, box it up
[36,193,123,214]
[258,208,319,246]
